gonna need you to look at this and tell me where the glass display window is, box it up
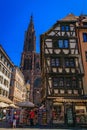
[52,105,64,124]
[75,106,87,124]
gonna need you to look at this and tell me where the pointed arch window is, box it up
[24,59,32,70]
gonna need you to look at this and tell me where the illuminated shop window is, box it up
[75,106,87,124]
[52,105,64,124]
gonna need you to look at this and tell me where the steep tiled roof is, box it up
[82,18,87,22]
[60,13,78,21]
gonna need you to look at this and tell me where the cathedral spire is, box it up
[23,15,36,52]
[20,14,41,103]
[30,15,33,24]
[28,15,34,30]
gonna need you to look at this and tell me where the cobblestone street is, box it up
[0,128,87,130]
[0,119,87,130]
[0,119,10,128]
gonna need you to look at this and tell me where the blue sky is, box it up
[0,0,87,66]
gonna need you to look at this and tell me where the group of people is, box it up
[13,109,36,128]
[6,106,46,128]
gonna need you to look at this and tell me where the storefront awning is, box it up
[0,102,9,108]
[54,98,87,103]
[0,96,13,104]
[47,97,87,103]
[53,102,63,105]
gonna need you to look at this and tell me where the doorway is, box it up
[65,105,74,126]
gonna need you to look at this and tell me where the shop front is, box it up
[65,104,74,125]
[47,98,87,127]
[52,103,64,124]
[75,105,87,125]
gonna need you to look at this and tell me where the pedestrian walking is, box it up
[29,109,35,126]
[13,116,16,128]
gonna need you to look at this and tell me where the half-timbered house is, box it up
[40,13,87,127]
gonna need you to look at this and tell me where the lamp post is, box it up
[25,81,30,101]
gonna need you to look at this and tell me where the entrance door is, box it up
[65,106,74,125]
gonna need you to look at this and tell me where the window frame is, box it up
[61,25,70,31]
[51,58,61,67]
[58,39,69,49]
[83,33,87,42]
[65,58,75,67]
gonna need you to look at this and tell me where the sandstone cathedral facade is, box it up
[20,16,41,105]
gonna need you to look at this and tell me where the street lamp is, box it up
[25,81,30,101]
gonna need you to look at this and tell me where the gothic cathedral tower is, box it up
[20,16,41,103]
